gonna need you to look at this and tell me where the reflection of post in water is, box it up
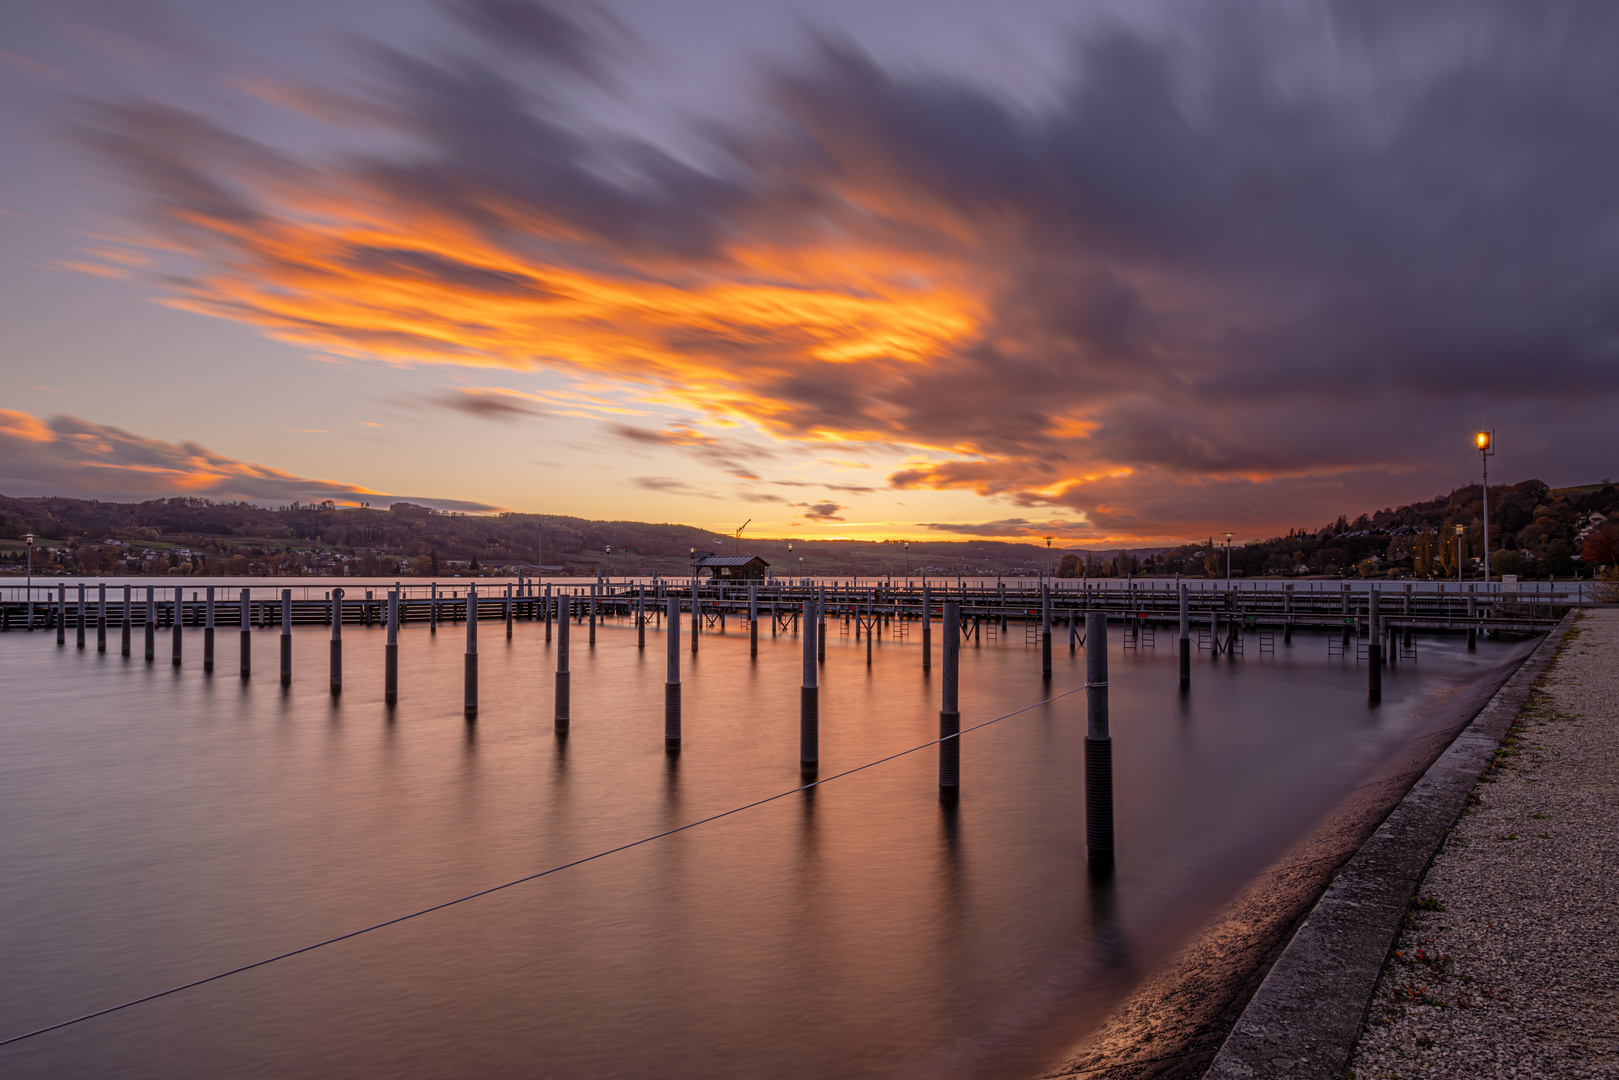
[662,740,682,828]
[937,796,965,919]
[1086,864,1129,972]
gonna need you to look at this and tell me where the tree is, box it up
[1057,552,1079,578]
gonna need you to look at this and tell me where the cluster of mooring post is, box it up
[938,602,960,799]
[1086,611,1114,873]
[801,598,818,775]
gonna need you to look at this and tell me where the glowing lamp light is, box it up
[1476,431,1491,450]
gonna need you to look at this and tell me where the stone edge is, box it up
[1201,613,1576,1080]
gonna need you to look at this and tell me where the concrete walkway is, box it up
[1349,610,1618,1079]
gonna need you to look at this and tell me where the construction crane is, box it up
[735,519,751,556]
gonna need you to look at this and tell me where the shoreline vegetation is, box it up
[1,479,1614,581]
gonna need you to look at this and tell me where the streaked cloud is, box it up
[74,0,1619,539]
[0,408,498,510]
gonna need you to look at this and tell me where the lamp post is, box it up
[1044,536,1053,581]
[788,541,793,585]
[604,545,612,584]
[1455,524,1465,584]
[904,540,910,582]
[1476,431,1494,585]
[1224,531,1234,582]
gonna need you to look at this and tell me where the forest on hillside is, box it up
[0,478,1614,579]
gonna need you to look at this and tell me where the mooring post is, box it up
[56,583,66,646]
[506,584,514,639]
[203,587,215,673]
[865,588,873,665]
[430,583,438,634]
[1179,584,1191,688]
[818,583,827,663]
[545,583,552,641]
[691,583,700,655]
[939,601,961,797]
[1467,583,1477,650]
[555,599,570,730]
[121,585,132,657]
[589,583,597,646]
[144,586,155,661]
[1086,611,1114,871]
[1041,583,1052,679]
[97,584,107,652]
[921,580,932,672]
[1368,588,1382,705]
[239,588,251,677]
[639,583,648,649]
[665,596,681,746]
[748,581,758,657]
[801,598,818,775]
[329,587,343,695]
[1341,583,1352,647]
[171,587,183,666]
[384,590,399,704]
[1283,582,1294,644]
[462,585,478,718]
[76,584,86,649]
[1211,605,1221,662]
[280,588,292,687]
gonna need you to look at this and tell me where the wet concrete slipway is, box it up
[0,606,1533,1079]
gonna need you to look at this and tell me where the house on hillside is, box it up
[690,553,770,580]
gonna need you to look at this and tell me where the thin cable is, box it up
[0,681,1091,1048]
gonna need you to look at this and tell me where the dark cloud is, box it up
[798,500,845,522]
[632,475,719,498]
[441,388,545,419]
[919,518,1089,539]
[79,0,1619,538]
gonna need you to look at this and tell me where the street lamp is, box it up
[24,532,35,630]
[788,541,793,584]
[1454,524,1465,584]
[1044,536,1053,581]
[604,545,612,583]
[1476,431,1495,585]
[904,540,909,582]
[1224,531,1234,581]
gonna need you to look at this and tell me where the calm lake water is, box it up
[0,600,1530,1078]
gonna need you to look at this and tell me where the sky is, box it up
[2,0,1617,546]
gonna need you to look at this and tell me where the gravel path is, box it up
[1349,610,1619,1079]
